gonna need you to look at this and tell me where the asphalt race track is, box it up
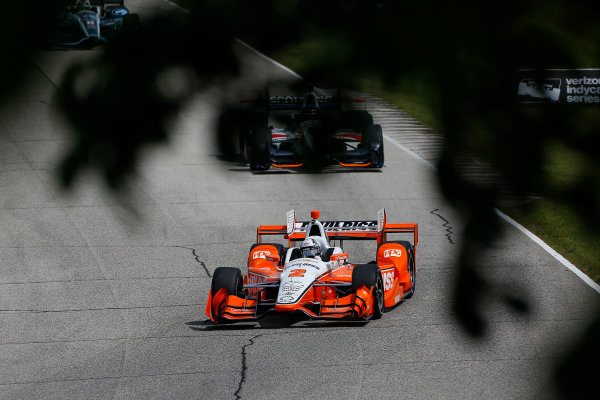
[1,1,599,399]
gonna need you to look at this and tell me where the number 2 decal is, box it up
[289,269,306,277]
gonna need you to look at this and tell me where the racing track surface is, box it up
[1,1,599,398]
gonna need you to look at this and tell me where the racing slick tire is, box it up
[240,112,268,162]
[211,267,244,300]
[249,126,271,171]
[364,124,384,168]
[352,264,384,319]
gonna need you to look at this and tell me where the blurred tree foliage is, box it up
[1,1,599,397]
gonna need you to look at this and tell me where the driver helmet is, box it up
[300,237,321,258]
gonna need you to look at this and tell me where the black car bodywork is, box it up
[239,91,384,170]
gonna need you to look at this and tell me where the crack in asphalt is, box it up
[234,334,262,400]
[174,246,212,277]
[430,209,455,244]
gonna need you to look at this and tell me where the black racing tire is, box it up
[352,264,384,319]
[405,254,416,298]
[364,124,384,167]
[240,112,268,161]
[378,241,415,298]
[249,126,271,170]
[211,267,244,299]
[249,243,285,266]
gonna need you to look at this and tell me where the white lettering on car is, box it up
[246,274,264,285]
[252,250,271,259]
[383,249,402,258]
[383,271,395,291]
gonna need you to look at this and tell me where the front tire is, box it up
[352,264,384,319]
[211,267,244,299]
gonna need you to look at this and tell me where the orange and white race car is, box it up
[206,209,417,323]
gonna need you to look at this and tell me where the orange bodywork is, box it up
[272,163,304,168]
[206,212,417,323]
[337,162,372,167]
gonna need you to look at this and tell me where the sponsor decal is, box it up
[281,282,303,292]
[299,262,321,269]
[252,250,270,259]
[383,249,402,258]
[395,294,401,302]
[297,220,378,231]
[246,274,265,285]
[383,271,395,291]
[516,69,600,105]
[269,95,334,104]
[279,295,295,303]
[287,210,296,235]
[377,209,385,233]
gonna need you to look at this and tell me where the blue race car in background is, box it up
[54,0,139,47]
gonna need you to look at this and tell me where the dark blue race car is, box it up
[239,88,385,171]
[54,0,139,47]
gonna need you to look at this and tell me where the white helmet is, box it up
[300,237,321,258]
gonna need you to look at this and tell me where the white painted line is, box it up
[162,0,190,13]
[383,134,436,170]
[162,0,600,296]
[235,38,304,80]
[496,209,600,294]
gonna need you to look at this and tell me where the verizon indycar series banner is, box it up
[516,69,600,105]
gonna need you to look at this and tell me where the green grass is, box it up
[503,200,600,283]
[503,143,600,282]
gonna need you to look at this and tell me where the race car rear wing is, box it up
[267,95,340,111]
[240,94,367,112]
[256,209,418,248]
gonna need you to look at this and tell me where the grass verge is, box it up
[503,199,600,283]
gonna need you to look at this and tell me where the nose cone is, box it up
[311,210,320,219]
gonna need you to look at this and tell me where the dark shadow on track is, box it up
[186,314,371,330]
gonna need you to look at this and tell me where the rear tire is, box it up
[364,124,384,167]
[240,112,268,162]
[352,264,384,319]
[405,254,416,299]
[249,126,271,170]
